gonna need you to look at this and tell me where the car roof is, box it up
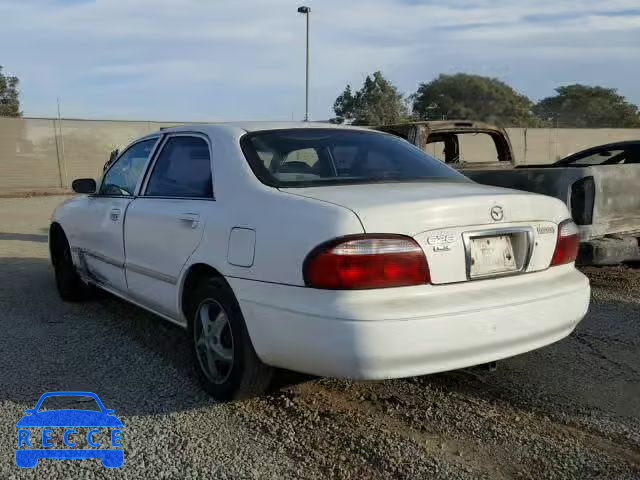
[140,121,375,140]
[558,140,640,163]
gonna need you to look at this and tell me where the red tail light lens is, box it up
[303,235,429,289]
[550,219,580,266]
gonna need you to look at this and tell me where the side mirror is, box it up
[71,178,97,194]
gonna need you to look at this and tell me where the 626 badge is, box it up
[427,232,456,252]
[15,391,123,468]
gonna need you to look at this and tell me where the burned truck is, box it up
[377,121,640,265]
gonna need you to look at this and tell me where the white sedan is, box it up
[50,122,590,400]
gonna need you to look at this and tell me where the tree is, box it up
[533,84,640,128]
[412,73,538,126]
[0,66,21,117]
[333,71,409,125]
[333,84,357,124]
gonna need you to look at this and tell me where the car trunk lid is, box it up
[281,182,568,284]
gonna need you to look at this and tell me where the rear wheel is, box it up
[51,227,90,302]
[187,277,273,401]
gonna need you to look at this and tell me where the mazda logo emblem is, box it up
[490,206,504,221]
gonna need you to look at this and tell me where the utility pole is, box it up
[297,6,311,121]
[57,97,68,188]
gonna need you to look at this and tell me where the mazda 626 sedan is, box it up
[50,122,590,400]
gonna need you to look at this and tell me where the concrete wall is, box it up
[506,128,640,165]
[0,117,185,192]
[1,117,639,191]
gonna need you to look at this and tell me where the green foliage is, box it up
[412,73,539,127]
[533,84,640,128]
[332,71,410,125]
[0,66,21,117]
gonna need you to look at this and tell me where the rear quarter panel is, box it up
[180,126,365,290]
[186,188,365,287]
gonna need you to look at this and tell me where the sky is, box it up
[1,0,639,121]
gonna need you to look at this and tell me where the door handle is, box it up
[110,208,121,221]
[179,213,200,228]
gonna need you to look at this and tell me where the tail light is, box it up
[303,235,429,289]
[550,219,580,266]
[570,177,595,225]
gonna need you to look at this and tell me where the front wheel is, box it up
[188,277,273,401]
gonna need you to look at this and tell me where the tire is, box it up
[51,227,90,302]
[187,277,273,401]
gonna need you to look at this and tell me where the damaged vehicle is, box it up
[50,122,589,400]
[377,121,640,265]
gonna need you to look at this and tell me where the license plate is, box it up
[469,235,517,278]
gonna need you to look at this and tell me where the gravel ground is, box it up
[0,195,638,479]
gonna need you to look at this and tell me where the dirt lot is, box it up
[0,196,639,479]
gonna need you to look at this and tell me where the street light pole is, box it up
[297,6,311,121]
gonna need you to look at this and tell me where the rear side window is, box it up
[145,136,213,198]
[99,138,157,196]
[456,133,501,163]
[425,132,501,164]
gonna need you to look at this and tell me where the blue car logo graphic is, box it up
[15,391,123,468]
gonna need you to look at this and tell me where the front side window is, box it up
[145,136,213,198]
[241,129,467,188]
[99,138,157,196]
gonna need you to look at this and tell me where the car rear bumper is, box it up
[229,264,590,379]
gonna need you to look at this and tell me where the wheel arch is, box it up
[178,262,232,322]
[48,222,67,265]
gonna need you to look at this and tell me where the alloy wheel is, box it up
[194,299,234,384]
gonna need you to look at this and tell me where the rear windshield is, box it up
[240,129,468,188]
